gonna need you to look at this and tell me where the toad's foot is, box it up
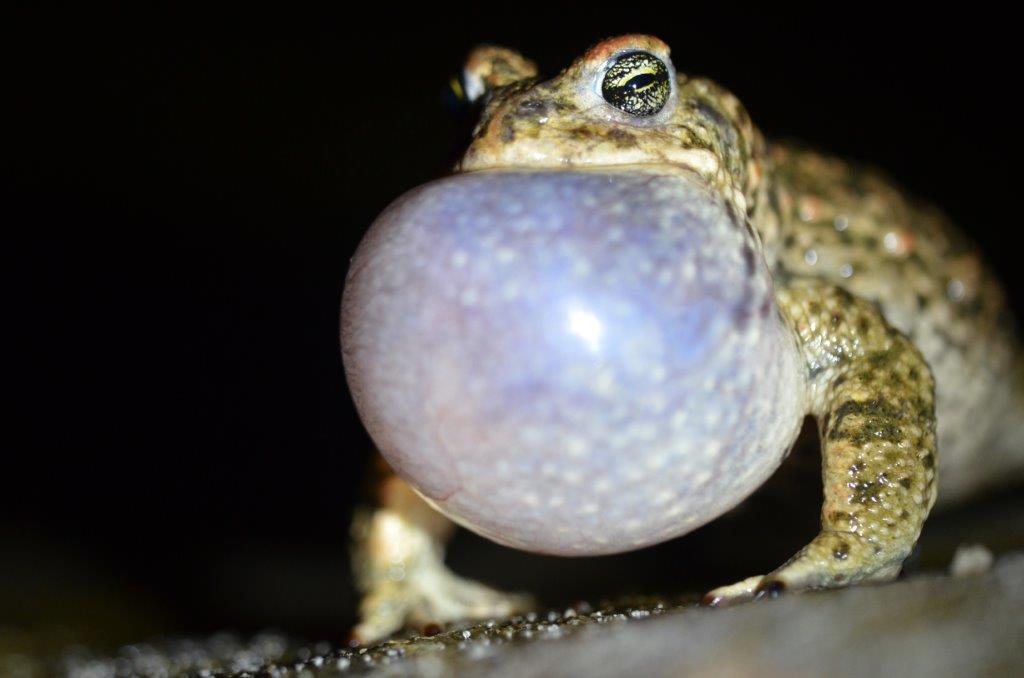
[706,283,939,607]
[353,567,535,644]
[703,531,902,606]
[351,470,534,644]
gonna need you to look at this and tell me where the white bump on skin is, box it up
[883,232,899,252]
[563,470,583,486]
[654,489,675,505]
[592,370,616,396]
[947,278,966,301]
[500,281,522,301]
[450,250,469,267]
[571,259,592,277]
[625,467,646,483]
[565,436,589,458]
[645,455,668,471]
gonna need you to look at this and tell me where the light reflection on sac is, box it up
[341,170,804,555]
[566,306,603,353]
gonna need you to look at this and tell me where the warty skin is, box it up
[340,34,1023,642]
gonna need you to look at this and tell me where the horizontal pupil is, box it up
[626,73,658,92]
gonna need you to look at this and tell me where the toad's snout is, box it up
[341,171,803,555]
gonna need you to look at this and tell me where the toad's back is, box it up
[764,144,1023,503]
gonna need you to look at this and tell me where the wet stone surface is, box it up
[14,553,1024,677]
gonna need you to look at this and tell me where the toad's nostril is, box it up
[341,170,801,556]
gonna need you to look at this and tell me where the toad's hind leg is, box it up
[350,458,534,644]
[706,282,938,604]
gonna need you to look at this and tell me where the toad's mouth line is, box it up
[453,156,736,208]
[456,160,720,189]
[458,142,722,179]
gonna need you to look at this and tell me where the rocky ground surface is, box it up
[5,550,1022,677]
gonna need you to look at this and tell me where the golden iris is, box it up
[601,52,670,117]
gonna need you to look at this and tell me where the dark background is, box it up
[5,6,1023,651]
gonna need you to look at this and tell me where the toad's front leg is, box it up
[350,460,534,644]
[707,281,938,604]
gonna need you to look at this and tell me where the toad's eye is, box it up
[601,51,671,117]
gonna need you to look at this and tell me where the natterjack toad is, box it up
[340,35,1024,642]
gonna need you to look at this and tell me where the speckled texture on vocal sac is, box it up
[342,170,804,556]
